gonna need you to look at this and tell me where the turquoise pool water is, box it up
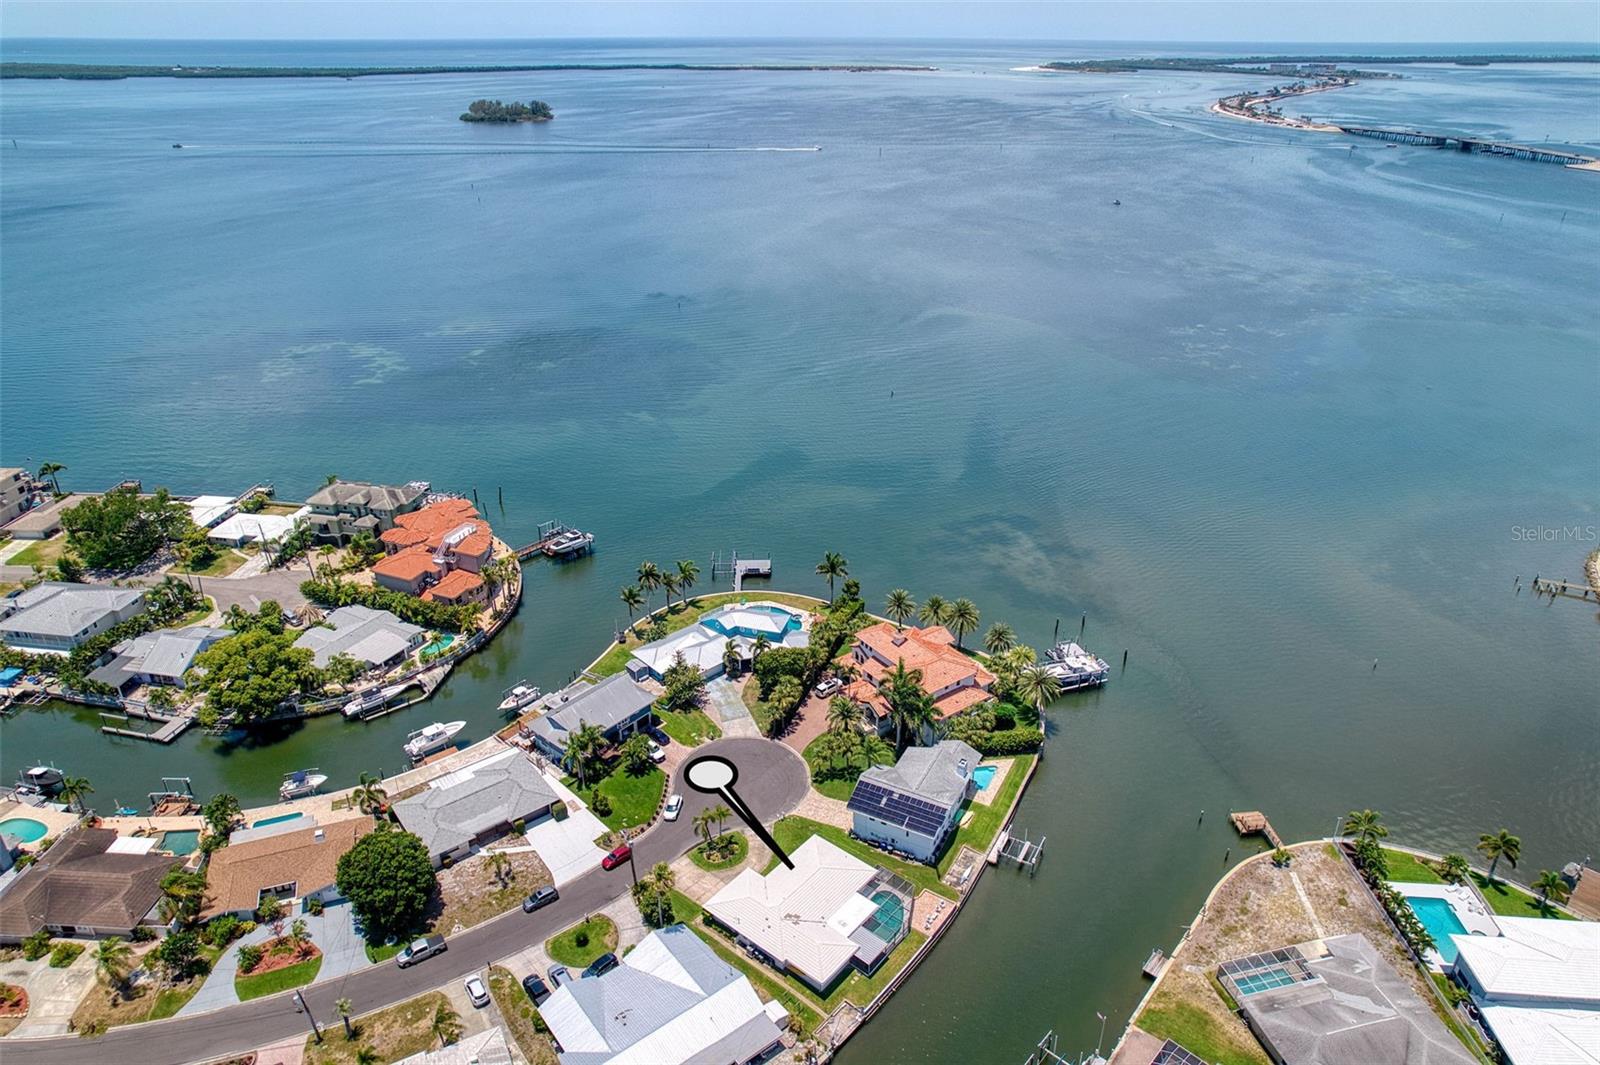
[1405,894,1468,964]
[1234,966,1298,996]
[420,634,455,656]
[865,889,907,940]
[159,829,201,855]
[971,765,997,791]
[0,817,48,843]
[251,812,304,829]
[701,605,801,640]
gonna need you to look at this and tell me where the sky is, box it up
[2,1,1596,43]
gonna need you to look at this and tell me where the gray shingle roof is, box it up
[856,739,980,810]
[113,625,233,680]
[0,826,181,939]
[305,480,425,511]
[392,751,558,858]
[529,674,654,750]
[0,582,145,639]
[292,605,422,669]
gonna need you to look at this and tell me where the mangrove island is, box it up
[460,98,554,123]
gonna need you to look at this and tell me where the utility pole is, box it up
[294,990,322,1043]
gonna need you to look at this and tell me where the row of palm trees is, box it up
[620,559,702,629]
[1341,810,1570,912]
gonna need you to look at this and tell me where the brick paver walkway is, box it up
[791,789,853,830]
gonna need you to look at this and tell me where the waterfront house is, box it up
[200,816,374,919]
[1449,916,1600,1065]
[625,601,810,683]
[422,568,487,607]
[840,622,995,735]
[847,739,980,863]
[704,835,910,991]
[0,826,181,943]
[379,498,493,572]
[1,493,85,540]
[87,624,233,693]
[207,506,310,547]
[371,546,445,596]
[292,604,424,671]
[526,675,656,762]
[0,468,38,529]
[0,582,147,653]
[303,479,426,544]
[391,749,559,867]
[540,923,788,1065]
[182,494,237,530]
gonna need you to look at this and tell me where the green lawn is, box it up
[689,831,749,872]
[8,536,67,569]
[546,916,618,968]
[235,954,323,1001]
[1382,848,1446,884]
[1472,873,1575,919]
[1138,999,1270,1065]
[365,940,404,964]
[655,708,721,747]
[936,756,1034,878]
[172,548,249,578]
[803,733,892,801]
[589,593,824,677]
[589,765,666,832]
[769,816,957,900]
[668,891,821,1037]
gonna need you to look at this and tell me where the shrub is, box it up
[48,942,84,968]
[589,788,612,818]
[306,896,324,916]
[21,931,52,961]
[236,944,264,973]
[964,727,1044,756]
[513,818,526,833]
[203,915,242,946]
[129,925,156,943]
[574,930,589,948]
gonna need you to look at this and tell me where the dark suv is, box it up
[582,952,619,979]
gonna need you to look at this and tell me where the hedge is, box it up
[963,727,1044,756]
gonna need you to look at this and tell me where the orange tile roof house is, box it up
[422,568,486,606]
[201,816,375,918]
[372,498,496,598]
[842,623,996,730]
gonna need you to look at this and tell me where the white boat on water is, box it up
[405,721,465,761]
[279,769,328,800]
[343,688,387,718]
[1042,641,1110,691]
[497,683,541,715]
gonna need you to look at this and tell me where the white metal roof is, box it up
[1480,1005,1600,1065]
[1453,916,1600,1005]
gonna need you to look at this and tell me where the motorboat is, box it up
[279,769,328,800]
[16,765,64,796]
[497,683,541,715]
[404,721,466,762]
[1042,641,1111,691]
[343,687,388,718]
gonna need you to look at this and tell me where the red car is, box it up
[601,843,632,870]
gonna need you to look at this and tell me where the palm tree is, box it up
[708,802,732,839]
[36,461,65,495]
[661,572,681,610]
[1476,829,1521,884]
[651,861,675,893]
[842,577,861,602]
[722,640,741,678]
[93,937,133,1001]
[58,776,94,814]
[1439,853,1471,884]
[290,917,312,957]
[336,997,355,1040]
[355,1047,379,1065]
[432,1001,463,1048]
[619,586,645,631]
[636,561,663,609]
[1015,665,1061,715]
[918,595,949,627]
[884,589,915,630]
[351,772,387,815]
[489,851,511,888]
[751,633,770,661]
[675,560,700,604]
[947,598,979,648]
[1532,869,1571,914]
[826,695,861,735]
[983,623,1016,656]
[883,661,933,751]
[692,808,716,848]
[1341,809,1388,843]
[816,552,848,599]
[563,723,606,789]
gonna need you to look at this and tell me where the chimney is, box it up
[957,758,968,778]
[891,634,907,647]
[313,829,325,843]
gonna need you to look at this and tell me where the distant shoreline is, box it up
[0,61,936,81]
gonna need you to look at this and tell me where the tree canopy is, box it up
[459,98,554,123]
[61,486,192,570]
[185,628,320,726]
[656,652,706,712]
[335,827,437,943]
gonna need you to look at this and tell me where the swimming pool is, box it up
[1405,894,1468,964]
[700,604,802,640]
[0,817,48,843]
[971,765,997,790]
[159,829,201,855]
[864,889,907,940]
[420,633,455,656]
[251,812,304,829]
[1233,966,1299,996]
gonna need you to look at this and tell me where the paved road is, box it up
[1,738,808,1065]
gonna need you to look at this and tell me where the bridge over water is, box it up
[1339,125,1600,167]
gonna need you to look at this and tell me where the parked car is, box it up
[522,885,559,913]
[647,739,666,763]
[464,974,490,1009]
[582,952,620,979]
[663,793,684,822]
[395,934,446,968]
[548,965,572,988]
[813,676,843,698]
[646,725,671,746]
[601,843,632,870]
[521,973,550,1005]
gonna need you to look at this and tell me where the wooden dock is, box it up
[992,829,1046,875]
[1230,810,1283,849]
[100,706,193,744]
[514,520,594,560]
[1532,576,1596,601]
[709,550,771,592]
[1142,948,1168,979]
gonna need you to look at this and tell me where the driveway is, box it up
[703,678,759,738]
[307,902,365,984]
[519,774,608,886]
[180,923,273,1015]
[3,947,97,1038]
[780,692,832,753]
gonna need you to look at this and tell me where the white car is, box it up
[663,793,684,821]
[813,677,843,698]
[464,974,490,1009]
[648,739,666,763]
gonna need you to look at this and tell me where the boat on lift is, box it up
[279,769,328,800]
[404,721,465,762]
[15,765,64,797]
[497,682,541,715]
[1041,641,1110,691]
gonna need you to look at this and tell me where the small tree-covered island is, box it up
[459,98,554,123]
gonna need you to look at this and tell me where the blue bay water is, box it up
[1,39,1598,1062]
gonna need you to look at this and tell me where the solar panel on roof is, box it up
[847,780,950,834]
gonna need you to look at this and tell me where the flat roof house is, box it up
[527,675,656,761]
[847,739,980,864]
[0,826,182,943]
[201,816,375,919]
[541,923,788,1065]
[841,623,995,735]
[704,835,911,992]
[1450,916,1600,1065]
[208,507,310,547]
[292,604,425,671]
[88,624,233,692]
[0,582,147,654]
[625,602,810,683]
[392,750,559,866]
[303,479,426,544]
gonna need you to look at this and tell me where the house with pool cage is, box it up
[704,835,914,992]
